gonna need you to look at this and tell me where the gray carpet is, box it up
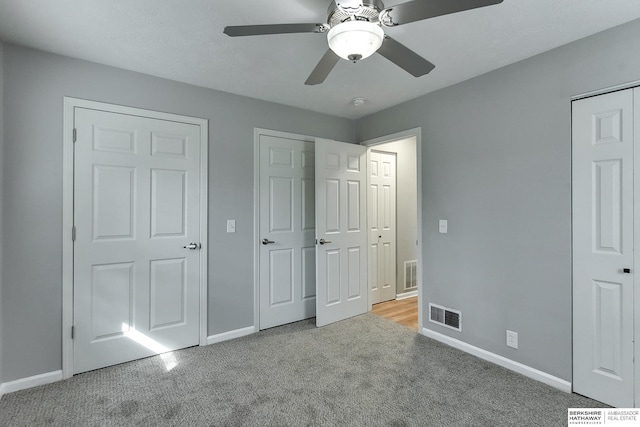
[0,314,600,426]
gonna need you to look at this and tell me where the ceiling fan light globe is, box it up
[327,20,384,61]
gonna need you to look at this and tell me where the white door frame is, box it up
[634,87,640,407]
[360,128,423,329]
[253,128,317,332]
[62,97,209,379]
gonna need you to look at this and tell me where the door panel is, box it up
[302,247,317,300]
[326,250,341,304]
[316,139,368,327]
[74,108,201,374]
[347,247,362,299]
[347,181,361,230]
[270,177,294,232]
[369,151,397,305]
[91,262,134,340]
[572,89,634,407]
[593,280,623,378]
[93,165,135,240]
[269,249,294,305]
[149,258,186,330]
[151,169,186,237]
[302,178,315,230]
[325,180,340,232]
[259,135,316,329]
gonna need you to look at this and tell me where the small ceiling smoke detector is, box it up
[352,97,366,106]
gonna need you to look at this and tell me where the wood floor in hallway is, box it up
[371,296,418,331]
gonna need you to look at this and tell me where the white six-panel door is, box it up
[315,139,368,327]
[73,108,201,374]
[369,150,397,305]
[258,134,316,329]
[572,89,635,407]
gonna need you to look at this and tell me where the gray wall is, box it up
[0,44,354,383]
[356,18,640,381]
[372,138,418,295]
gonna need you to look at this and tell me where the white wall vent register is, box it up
[429,303,462,332]
[404,260,417,290]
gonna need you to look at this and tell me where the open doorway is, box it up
[361,129,421,332]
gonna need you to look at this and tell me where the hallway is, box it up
[371,296,418,331]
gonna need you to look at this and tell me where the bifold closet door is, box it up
[369,150,397,305]
[315,139,368,327]
[572,88,635,407]
[258,134,316,329]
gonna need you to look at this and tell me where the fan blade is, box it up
[305,50,340,86]
[381,0,503,26]
[224,23,326,37]
[377,36,435,77]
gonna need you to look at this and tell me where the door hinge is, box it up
[73,128,77,143]
[71,326,75,339]
[72,226,76,241]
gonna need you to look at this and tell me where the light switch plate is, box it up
[506,330,518,349]
[439,220,448,234]
[226,220,236,233]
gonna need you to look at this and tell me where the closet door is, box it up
[258,134,316,329]
[369,150,397,305]
[315,139,368,327]
[572,89,634,407]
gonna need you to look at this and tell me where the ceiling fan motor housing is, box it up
[327,0,385,27]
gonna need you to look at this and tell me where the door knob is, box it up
[319,238,332,245]
[262,238,275,245]
[623,268,631,274]
[183,242,200,250]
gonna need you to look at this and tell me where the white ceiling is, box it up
[0,0,639,119]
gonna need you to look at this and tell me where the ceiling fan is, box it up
[224,0,504,85]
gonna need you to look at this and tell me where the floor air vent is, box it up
[429,303,462,332]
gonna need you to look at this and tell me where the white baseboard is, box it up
[207,326,255,345]
[0,370,63,399]
[421,328,572,393]
[396,290,418,300]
